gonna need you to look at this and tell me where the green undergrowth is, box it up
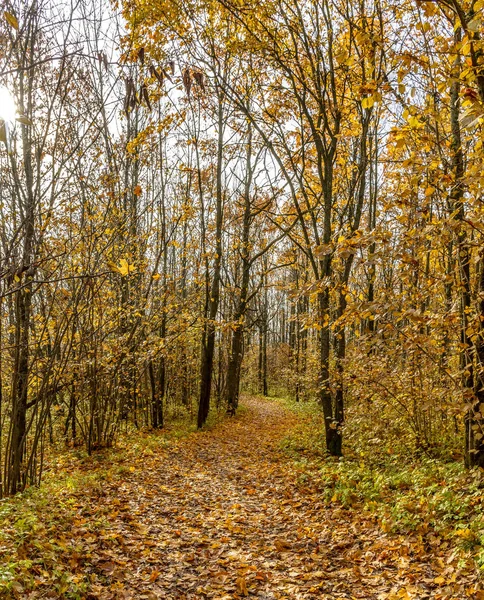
[0,403,236,598]
[277,395,484,566]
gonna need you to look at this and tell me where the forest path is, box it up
[88,397,442,599]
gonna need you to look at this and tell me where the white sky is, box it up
[0,85,17,122]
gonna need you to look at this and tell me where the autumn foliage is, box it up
[2,0,484,595]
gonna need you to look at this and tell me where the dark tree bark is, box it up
[225,124,254,413]
[198,92,224,428]
[448,31,483,467]
[7,42,36,494]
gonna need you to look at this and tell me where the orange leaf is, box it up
[236,576,248,596]
[274,539,291,552]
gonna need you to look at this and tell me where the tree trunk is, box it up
[319,286,338,455]
[198,92,224,428]
[225,123,253,413]
[448,29,480,467]
[7,60,36,494]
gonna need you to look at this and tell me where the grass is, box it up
[277,394,484,566]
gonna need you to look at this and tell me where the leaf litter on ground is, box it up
[0,396,483,599]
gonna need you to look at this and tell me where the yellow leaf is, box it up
[454,527,475,540]
[4,11,18,29]
[118,258,136,276]
[424,186,435,197]
[152,273,161,280]
[108,258,136,276]
[422,2,438,16]
[408,115,423,129]
[361,96,375,109]
[16,115,32,126]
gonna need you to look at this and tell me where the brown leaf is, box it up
[124,77,137,114]
[314,243,333,258]
[183,68,192,97]
[274,539,291,552]
[98,561,116,575]
[150,65,164,86]
[193,71,205,92]
[141,84,151,111]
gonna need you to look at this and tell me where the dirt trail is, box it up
[80,397,457,599]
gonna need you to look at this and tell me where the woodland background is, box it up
[2,0,484,596]
[0,0,483,528]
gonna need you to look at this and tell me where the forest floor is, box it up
[1,396,483,599]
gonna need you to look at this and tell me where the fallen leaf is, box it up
[236,576,248,596]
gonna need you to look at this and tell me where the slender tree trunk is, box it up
[198,92,224,428]
[448,30,480,466]
[225,124,253,413]
[332,114,370,456]
[289,276,299,402]
[258,266,269,396]
[7,59,36,494]
[319,285,338,454]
